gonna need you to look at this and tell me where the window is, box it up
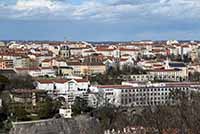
[53,84,56,90]
[121,99,124,104]
[129,98,132,103]
[68,82,75,90]
[124,99,128,104]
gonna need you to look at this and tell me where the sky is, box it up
[0,0,200,41]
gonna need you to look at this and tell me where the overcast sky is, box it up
[0,0,200,41]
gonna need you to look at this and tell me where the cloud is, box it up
[0,0,200,22]
[14,0,61,10]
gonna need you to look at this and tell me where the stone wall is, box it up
[9,116,103,134]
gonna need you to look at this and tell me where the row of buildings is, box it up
[10,78,200,109]
[1,40,200,118]
[0,40,200,80]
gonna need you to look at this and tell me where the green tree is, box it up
[37,98,61,119]
[72,97,93,116]
[0,75,10,93]
[11,106,30,121]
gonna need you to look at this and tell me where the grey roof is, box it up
[169,62,186,68]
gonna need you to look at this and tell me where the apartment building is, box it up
[94,82,200,107]
[0,59,6,69]
[67,62,106,76]
[15,67,56,77]
[36,79,90,95]
[121,82,200,107]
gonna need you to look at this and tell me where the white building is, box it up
[59,107,72,118]
[15,67,56,77]
[90,82,200,107]
[91,85,123,107]
[36,79,90,95]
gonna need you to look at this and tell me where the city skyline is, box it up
[0,0,200,41]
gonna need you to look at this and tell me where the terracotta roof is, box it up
[41,67,53,69]
[119,48,139,51]
[37,79,54,84]
[54,79,69,83]
[74,79,89,83]
[84,50,96,53]
[120,58,128,62]
[153,64,163,67]
[67,62,82,66]
[96,48,115,51]
[15,67,41,71]
[37,79,88,84]
[152,49,165,52]
[97,85,132,89]
[42,59,52,62]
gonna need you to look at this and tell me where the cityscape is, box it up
[0,0,200,134]
[0,40,200,134]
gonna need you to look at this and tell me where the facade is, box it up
[10,89,47,106]
[121,68,187,82]
[59,45,70,58]
[94,82,200,107]
[68,63,106,76]
[121,82,200,107]
[147,69,187,81]
[0,59,13,69]
[0,59,6,69]
[36,79,90,95]
[59,107,72,118]
[91,85,128,107]
[56,66,74,76]
[15,67,56,77]
[41,59,52,67]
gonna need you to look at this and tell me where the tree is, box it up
[37,98,61,119]
[172,90,200,133]
[72,97,93,116]
[0,75,10,93]
[12,107,30,121]
[91,106,130,131]
[189,71,200,82]
[139,90,200,134]
[8,75,34,89]
[121,64,146,75]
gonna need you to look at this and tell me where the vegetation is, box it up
[0,74,34,92]
[8,98,61,121]
[82,90,200,134]
[8,75,35,89]
[189,71,200,82]
[72,97,94,116]
[121,64,146,75]
[91,106,129,130]
[36,98,61,119]
[0,74,10,93]
[90,63,146,85]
